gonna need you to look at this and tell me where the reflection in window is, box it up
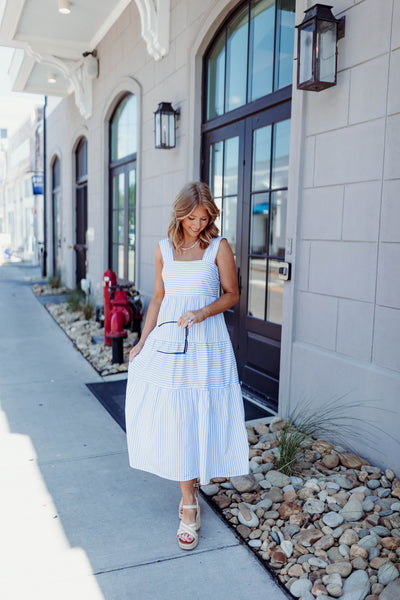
[270,190,287,257]
[271,119,290,189]
[248,257,266,319]
[250,193,269,254]
[206,0,295,120]
[226,8,248,112]
[209,136,239,253]
[267,259,283,324]
[252,125,271,192]
[247,118,290,322]
[223,137,239,195]
[274,0,296,90]
[248,0,275,102]
[207,35,225,119]
[110,93,137,282]
[111,94,137,161]
[209,141,223,197]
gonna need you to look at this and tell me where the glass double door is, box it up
[110,163,136,282]
[203,101,291,404]
[75,184,87,284]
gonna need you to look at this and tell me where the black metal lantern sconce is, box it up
[296,4,345,92]
[154,102,180,149]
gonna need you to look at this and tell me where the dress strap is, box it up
[203,236,224,264]
[159,238,174,263]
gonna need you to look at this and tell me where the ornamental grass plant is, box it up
[276,396,398,476]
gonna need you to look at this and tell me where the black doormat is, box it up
[87,379,128,431]
[86,379,271,433]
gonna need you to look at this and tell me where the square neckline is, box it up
[169,239,209,263]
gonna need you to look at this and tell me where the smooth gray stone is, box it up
[270,531,282,545]
[308,557,328,568]
[283,524,300,537]
[265,470,291,488]
[357,533,379,549]
[331,475,354,490]
[323,511,344,528]
[221,482,234,489]
[297,554,314,563]
[282,484,295,492]
[341,570,370,600]
[379,579,400,600]
[248,539,262,548]
[362,499,374,512]
[366,480,380,489]
[370,525,390,537]
[377,488,390,498]
[368,547,380,560]
[340,497,364,522]
[326,481,340,490]
[303,498,325,515]
[290,578,312,598]
[378,562,399,585]
[290,476,303,486]
[201,484,219,496]
[251,498,273,511]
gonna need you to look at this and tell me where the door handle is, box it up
[237,267,242,294]
[278,262,291,281]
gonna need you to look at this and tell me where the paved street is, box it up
[0,262,290,600]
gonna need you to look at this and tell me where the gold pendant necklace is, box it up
[181,239,199,251]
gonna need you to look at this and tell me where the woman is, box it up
[125,181,249,551]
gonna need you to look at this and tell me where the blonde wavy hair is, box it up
[168,182,220,251]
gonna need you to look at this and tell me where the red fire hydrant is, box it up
[103,269,133,363]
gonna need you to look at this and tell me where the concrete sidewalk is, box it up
[0,262,290,600]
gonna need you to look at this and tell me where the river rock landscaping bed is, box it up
[45,302,138,375]
[32,282,68,296]
[202,418,400,600]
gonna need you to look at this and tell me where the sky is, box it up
[0,47,44,136]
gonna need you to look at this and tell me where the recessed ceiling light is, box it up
[58,0,71,15]
[48,73,57,83]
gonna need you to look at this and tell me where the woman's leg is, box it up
[178,479,199,543]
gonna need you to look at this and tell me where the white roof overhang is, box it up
[0,0,170,119]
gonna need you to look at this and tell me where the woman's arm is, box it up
[129,244,165,360]
[177,238,239,328]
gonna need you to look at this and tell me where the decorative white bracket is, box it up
[134,0,170,61]
[25,44,96,120]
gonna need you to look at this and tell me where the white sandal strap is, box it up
[177,521,198,537]
[181,503,197,510]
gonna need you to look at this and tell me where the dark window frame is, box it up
[108,93,137,283]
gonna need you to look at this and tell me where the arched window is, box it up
[109,94,137,282]
[202,0,295,405]
[51,156,61,275]
[75,138,88,284]
[206,0,295,120]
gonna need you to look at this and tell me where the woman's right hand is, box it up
[129,342,143,362]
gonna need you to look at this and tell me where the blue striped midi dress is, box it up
[125,236,249,484]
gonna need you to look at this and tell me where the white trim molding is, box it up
[134,0,170,61]
[25,44,96,120]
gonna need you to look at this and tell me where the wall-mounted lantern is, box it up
[296,3,345,92]
[82,50,99,79]
[154,102,179,149]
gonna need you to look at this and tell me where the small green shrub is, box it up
[67,288,85,312]
[48,274,62,289]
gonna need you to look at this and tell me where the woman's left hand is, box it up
[177,309,206,329]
